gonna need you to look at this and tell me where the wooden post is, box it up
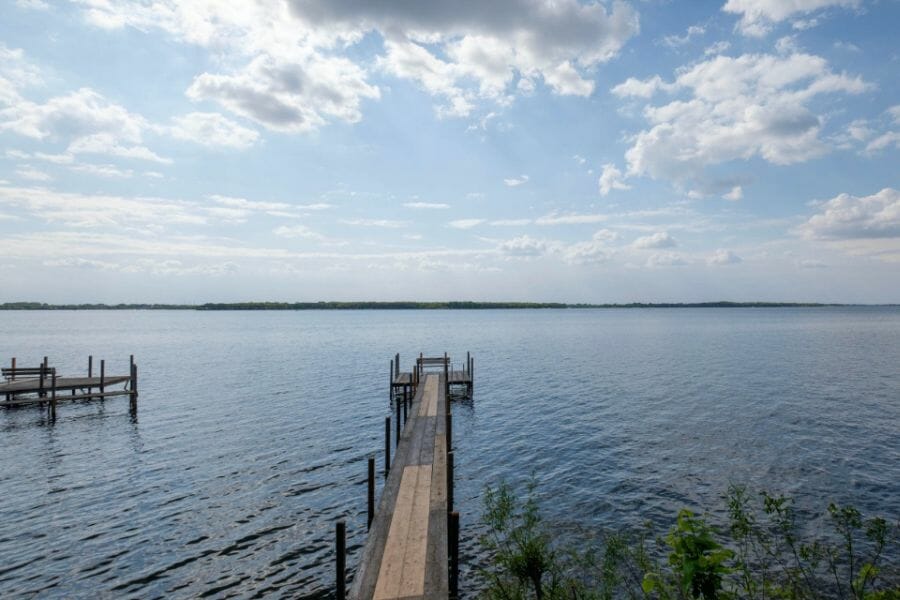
[10,357,15,381]
[100,359,105,396]
[39,363,45,397]
[466,351,470,376]
[130,363,138,409]
[403,386,408,423]
[449,511,460,599]
[88,355,93,377]
[395,399,401,447]
[446,411,452,454]
[336,520,346,600]
[50,372,57,420]
[447,451,454,514]
[443,352,449,405]
[384,416,391,476]
[367,456,375,530]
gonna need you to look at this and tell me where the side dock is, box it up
[1,355,139,419]
[342,353,473,600]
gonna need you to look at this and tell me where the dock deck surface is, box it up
[352,373,448,600]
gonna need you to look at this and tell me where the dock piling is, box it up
[402,386,408,423]
[130,362,138,410]
[448,450,454,513]
[367,456,375,530]
[100,360,105,396]
[384,416,391,476]
[88,355,93,377]
[10,357,15,381]
[395,400,401,447]
[336,520,346,600]
[49,372,57,420]
[446,411,452,454]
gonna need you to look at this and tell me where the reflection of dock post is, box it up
[449,511,460,599]
[335,520,346,600]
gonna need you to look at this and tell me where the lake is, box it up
[1,308,898,598]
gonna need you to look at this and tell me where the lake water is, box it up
[1,308,898,598]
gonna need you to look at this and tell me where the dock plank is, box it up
[353,373,449,600]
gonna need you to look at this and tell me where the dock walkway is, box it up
[351,371,452,600]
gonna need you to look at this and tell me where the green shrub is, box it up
[479,481,899,600]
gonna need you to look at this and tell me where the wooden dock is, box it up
[1,355,139,418]
[340,353,471,600]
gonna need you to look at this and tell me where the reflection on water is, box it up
[1,308,898,597]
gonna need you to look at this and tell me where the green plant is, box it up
[478,481,899,600]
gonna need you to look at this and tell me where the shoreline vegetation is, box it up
[0,301,888,311]
[481,481,899,599]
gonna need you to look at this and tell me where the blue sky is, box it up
[1,0,898,303]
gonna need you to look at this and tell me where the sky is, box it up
[0,0,898,304]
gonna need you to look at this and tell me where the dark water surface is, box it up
[1,308,898,598]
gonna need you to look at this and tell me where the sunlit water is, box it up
[1,308,898,598]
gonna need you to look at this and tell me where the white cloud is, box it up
[16,0,50,9]
[490,219,532,226]
[562,240,611,265]
[504,174,529,187]
[15,166,52,182]
[498,235,550,257]
[618,52,870,187]
[70,163,134,178]
[722,0,861,37]
[889,105,900,125]
[598,163,631,195]
[723,186,743,201]
[0,87,178,166]
[646,251,687,267]
[169,112,260,149]
[0,185,207,228]
[0,44,42,105]
[833,41,861,52]
[704,41,731,56]
[632,231,677,249]
[798,258,827,269]
[187,54,380,133]
[707,249,743,265]
[573,154,586,165]
[593,228,620,242]
[865,132,900,154]
[208,194,291,213]
[448,218,485,229]
[662,25,705,48]
[75,0,638,126]
[798,188,900,240]
[611,75,672,98]
[67,133,171,164]
[341,218,407,228]
[404,202,450,209]
[1,87,145,142]
[541,61,594,97]
[273,224,325,240]
[535,212,607,225]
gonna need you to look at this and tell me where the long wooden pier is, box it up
[1,355,139,419]
[340,353,473,600]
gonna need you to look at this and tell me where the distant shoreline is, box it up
[1,301,894,311]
